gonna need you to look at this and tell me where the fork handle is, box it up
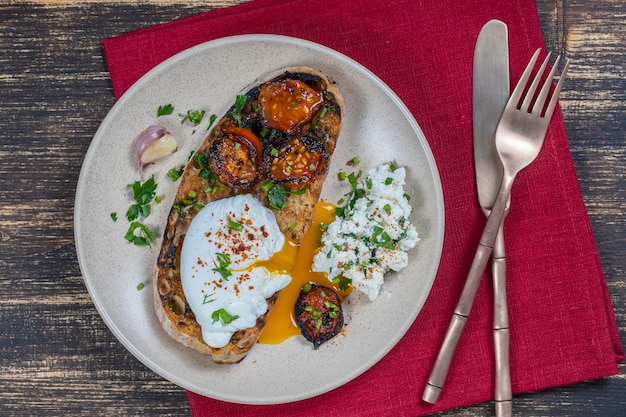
[423,177,512,404]
[422,237,495,403]
[493,225,512,417]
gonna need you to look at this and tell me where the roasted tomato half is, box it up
[294,284,344,348]
[208,126,264,189]
[263,134,328,187]
[259,79,324,132]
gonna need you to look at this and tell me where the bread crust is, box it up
[154,67,343,363]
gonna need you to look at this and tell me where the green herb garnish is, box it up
[136,282,145,290]
[332,276,352,291]
[180,109,206,126]
[206,114,217,131]
[157,104,174,117]
[181,190,204,210]
[228,220,244,232]
[167,166,185,181]
[110,212,118,222]
[335,170,364,218]
[211,308,239,325]
[266,185,306,210]
[231,95,246,127]
[311,106,330,131]
[194,152,218,184]
[126,176,157,221]
[212,252,232,280]
[202,293,216,305]
[370,225,395,249]
[124,221,156,247]
[261,181,274,193]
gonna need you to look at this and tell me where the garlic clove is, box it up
[140,133,178,164]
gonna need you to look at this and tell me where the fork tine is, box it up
[506,48,541,111]
[521,52,552,112]
[540,57,570,120]
[532,55,561,116]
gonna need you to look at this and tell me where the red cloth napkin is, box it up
[103,0,623,415]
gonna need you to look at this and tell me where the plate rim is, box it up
[74,33,444,404]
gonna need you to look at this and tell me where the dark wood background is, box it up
[1,0,623,415]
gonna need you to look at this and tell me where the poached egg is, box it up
[180,194,291,348]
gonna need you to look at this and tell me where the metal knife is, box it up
[472,20,512,417]
[422,20,510,412]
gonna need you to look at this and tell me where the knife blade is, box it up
[472,20,512,417]
[473,20,509,213]
[421,20,510,408]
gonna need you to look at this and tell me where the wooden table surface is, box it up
[1,0,624,415]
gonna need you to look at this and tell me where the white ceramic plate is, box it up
[75,34,444,404]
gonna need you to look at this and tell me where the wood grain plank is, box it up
[0,3,219,416]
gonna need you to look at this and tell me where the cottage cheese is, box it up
[312,163,419,300]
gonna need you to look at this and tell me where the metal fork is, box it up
[423,48,570,404]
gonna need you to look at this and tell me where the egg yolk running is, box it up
[259,202,348,344]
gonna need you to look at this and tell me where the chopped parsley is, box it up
[202,293,216,305]
[110,212,117,222]
[157,103,174,117]
[212,252,232,280]
[126,176,157,221]
[266,184,306,210]
[231,95,246,127]
[124,221,156,247]
[211,308,239,325]
[334,170,364,218]
[180,109,206,126]
[370,225,395,249]
[194,152,219,184]
[332,276,352,291]
[167,166,184,181]
[206,114,217,131]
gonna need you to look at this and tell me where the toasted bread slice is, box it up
[154,67,343,363]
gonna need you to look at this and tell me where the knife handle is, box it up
[492,224,512,417]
